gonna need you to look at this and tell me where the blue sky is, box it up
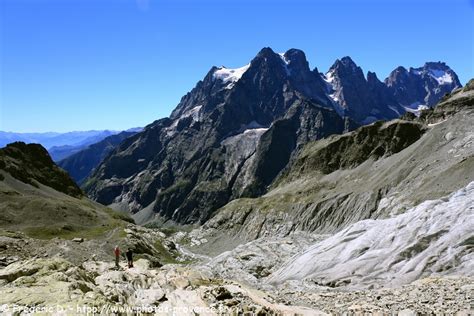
[1,0,473,132]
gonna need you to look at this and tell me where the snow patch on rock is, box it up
[388,105,402,116]
[404,103,429,116]
[221,127,268,147]
[164,105,203,137]
[278,53,291,76]
[429,69,454,85]
[322,71,345,116]
[214,64,250,89]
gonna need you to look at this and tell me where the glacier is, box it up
[268,181,474,289]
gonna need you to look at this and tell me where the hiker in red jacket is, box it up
[114,246,120,269]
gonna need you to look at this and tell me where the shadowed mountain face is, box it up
[47,131,119,161]
[324,57,405,124]
[58,131,137,185]
[385,62,461,111]
[84,47,461,225]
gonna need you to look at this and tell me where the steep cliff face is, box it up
[84,47,462,225]
[288,120,425,176]
[235,100,353,198]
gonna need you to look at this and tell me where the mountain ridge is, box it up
[84,47,462,225]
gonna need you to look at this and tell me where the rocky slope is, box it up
[198,84,474,246]
[0,142,183,267]
[58,131,137,185]
[84,47,461,226]
[1,250,472,314]
[0,142,137,252]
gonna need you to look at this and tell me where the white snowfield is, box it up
[268,182,474,288]
[411,67,454,85]
[213,64,250,88]
[404,103,430,116]
[428,69,454,85]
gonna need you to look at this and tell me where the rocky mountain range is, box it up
[0,130,116,152]
[83,47,462,225]
[0,129,142,162]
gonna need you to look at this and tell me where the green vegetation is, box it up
[25,225,105,240]
[0,229,24,239]
[143,223,179,236]
[281,120,425,180]
[153,240,180,264]
[463,79,474,92]
[108,210,135,224]
[24,218,127,240]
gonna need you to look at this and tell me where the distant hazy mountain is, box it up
[48,145,90,162]
[0,130,116,150]
[84,47,462,225]
[0,128,142,161]
[58,131,138,185]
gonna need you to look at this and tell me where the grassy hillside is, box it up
[0,142,133,240]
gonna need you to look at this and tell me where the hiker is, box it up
[126,248,133,268]
[114,246,120,269]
